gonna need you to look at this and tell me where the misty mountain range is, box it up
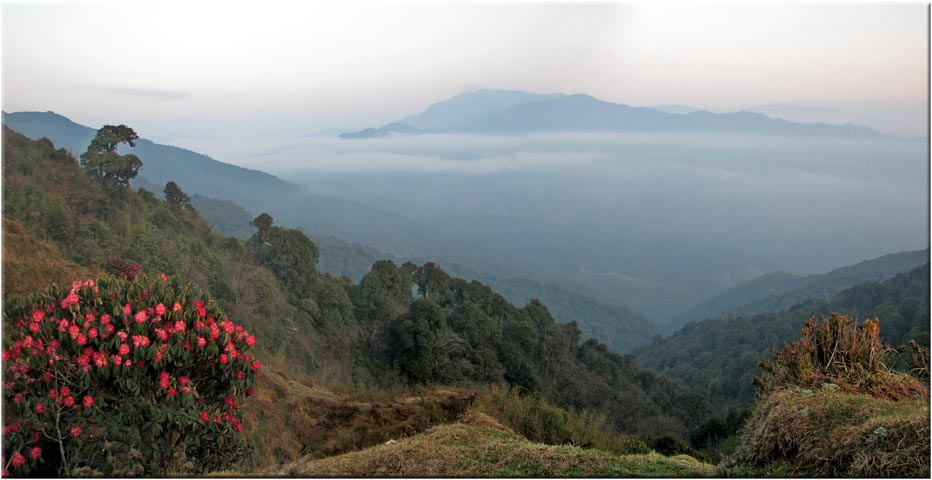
[340,89,883,139]
[3,106,925,353]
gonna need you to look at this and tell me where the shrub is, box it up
[1,274,260,476]
[754,313,928,401]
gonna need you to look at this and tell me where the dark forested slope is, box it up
[635,264,930,406]
[674,249,928,328]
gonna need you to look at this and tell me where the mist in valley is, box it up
[174,131,928,325]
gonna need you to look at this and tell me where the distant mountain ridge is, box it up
[673,248,930,328]
[340,90,884,139]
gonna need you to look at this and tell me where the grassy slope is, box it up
[270,411,714,477]
[718,388,929,477]
[240,369,477,471]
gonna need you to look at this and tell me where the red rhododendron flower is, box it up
[32,310,44,322]
[199,411,210,421]
[159,371,170,389]
[167,388,178,396]
[70,426,82,437]
[28,323,39,333]
[29,447,41,460]
[10,452,25,468]
[49,389,57,399]
[93,352,108,367]
[174,320,186,333]
[154,329,168,341]
[155,303,166,316]
[251,360,261,371]
[118,344,130,356]
[83,395,94,407]
[61,386,70,396]
[219,354,228,364]
[2,424,21,435]
[35,402,45,414]
[76,334,87,346]
[60,292,79,309]
[123,304,132,316]
[172,302,182,312]
[179,377,190,387]
[245,335,256,347]
[63,396,75,407]
[194,301,206,316]
[88,328,98,339]
[100,313,111,324]
[196,337,206,347]
[160,273,169,283]
[135,310,148,323]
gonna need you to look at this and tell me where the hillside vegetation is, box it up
[270,411,714,477]
[185,184,661,353]
[1,125,718,473]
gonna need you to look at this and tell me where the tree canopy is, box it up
[163,181,191,206]
[79,125,142,189]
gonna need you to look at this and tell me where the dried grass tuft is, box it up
[755,313,928,402]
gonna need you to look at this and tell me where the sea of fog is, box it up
[175,132,928,280]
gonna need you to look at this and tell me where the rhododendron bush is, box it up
[1,274,260,476]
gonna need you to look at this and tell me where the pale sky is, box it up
[1,1,928,140]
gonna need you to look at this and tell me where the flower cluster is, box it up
[2,274,259,476]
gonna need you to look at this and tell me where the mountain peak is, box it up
[341,90,884,139]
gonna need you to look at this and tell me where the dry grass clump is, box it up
[721,314,930,477]
[268,411,714,477]
[717,388,929,477]
[755,313,928,401]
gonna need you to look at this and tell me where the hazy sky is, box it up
[2,1,928,140]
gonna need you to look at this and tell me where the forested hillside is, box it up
[1,126,719,472]
[635,264,930,406]
[180,184,657,352]
[674,249,929,328]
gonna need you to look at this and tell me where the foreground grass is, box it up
[267,411,713,477]
[718,387,930,477]
[240,369,476,470]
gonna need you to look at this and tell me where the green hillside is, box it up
[1,126,718,473]
[181,187,659,352]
